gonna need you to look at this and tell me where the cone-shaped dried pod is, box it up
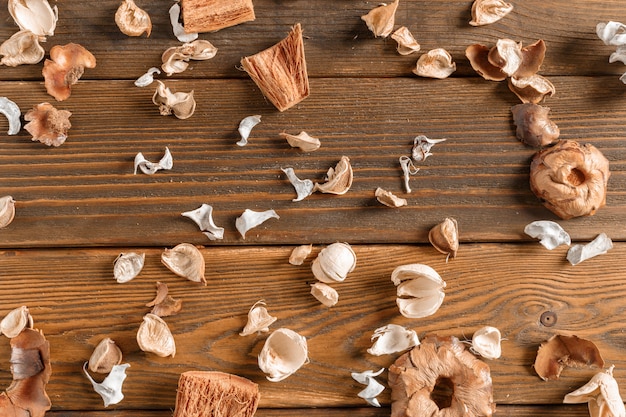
[310,282,339,307]
[1,306,32,338]
[367,324,419,356]
[173,371,260,417]
[280,131,321,152]
[314,156,353,195]
[471,326,502,360]
[465,43,507,81]
[239,300,277,336]
[488,39,522,76]
[180,0,255,33]
[0,196,16,229]
[115,0,152,37]
[391,27,421,55]
[88,338,123,374]
[469,0,513,26]
[24,102,72,147]
[534,334,604,381]
[361,0,399,38]
[152,80,196,119]
[113,252,145,283]
[530,140,610,219]
[515,40,546,78]
[161,243,206,284]
[375,187,407,208]
[311,242,357,283]
[289,244,312,265]
[137,313,176,357]
[240,23,309,112]
[413,48,456,79]
[511,103,560,148]
[8,0,57,38]
[42,43,96,101]
[389,335,495,417]
[0,30,44,66]
[391,264,446,319]
[428,217,459,259]
[509,74,555,104]
[563,365,626,417]
[258,328,308,382]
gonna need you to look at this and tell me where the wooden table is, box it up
[0,1,624,415]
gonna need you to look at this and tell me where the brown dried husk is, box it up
[181,0,255,33]
[24,102,72,147]
[534,334,604,381]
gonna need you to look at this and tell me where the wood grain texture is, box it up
[0,243,623,410]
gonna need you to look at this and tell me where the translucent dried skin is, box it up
[311,242,357,283]
[113,252,145,283]
[351,368,385,407]
[391,264,446,319]
[42,43,96,101]
[258,328,308,382]
[161,243,206,285]
[83,362,130,407]
[361,0,399,38]
[367,324,419,356]
[115,0,152,37]
[0,196,16,229]
[236,115,261,146]
[1,306,32,338]
[24,102,72,147]
[564,366,626,417]
[530,140,610,219]
[310,282,338,307]
[534,334,604,381]
[239,300,277,336]
[134,67,160,87]
[8,0,58,38]
[391,27,420,55]
[169,3,198,43]
[469,0,513,26]
[413,48,456,79]
[279,131,321,152]
[88,338,123,374]
[0,30,44,66]
[152,80,196,119]
[314,156,353,195]
[282,167,314,202]
[137,313,176,357]
[428,217,459,259]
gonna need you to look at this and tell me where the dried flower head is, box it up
[88,338,123,374]
[469,0,513,26]
[375,187,407,208]
[352,368,385,407]
[235,209,279,239]
[162,243,206,285]
[24,102,72,147]
[524,220,571,250]
[239,300,277,336]
[146,281,182,317]
[413,48,456,79]
[314,156,353,195]
[310,282,339,307]
[511,103,560,147]
[0,196,16,229]
[367,324,420,356]
[534,334,604,381]
[152,80,196,119]
[530,140,610,219]
[567,233,613,266]
[115,0,152,37]
[0,97,21,135]
[361,0,399,38]
[391,27,421,55]
[391,264,446,319]
[312,242,357,283]
[42,43,96,101]
[0,30,44,66]
[563,365,626,417]
[279,131,321,152]
[8,0,58,38]
[471,326,502,360]
[0,306,33,338]
[428,217,459,259]
[137,313,176,357]
[258,328,308,382]
[83,362,130,407]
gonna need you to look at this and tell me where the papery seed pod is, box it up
[152,80,196,119]
[471,326,502,360]
[115,0,152,37]
[239,300,277,336]
[413,49,456,79]
[88,338,123,374]
[428,218,459,259]
[391,264,446,319]
[258,328,308,382]
[311,242,357,283]
[0,305,33,338]
[113,252,145,283]
[469,0,513,26]
[361,0,398,38]
[161,243,206,284]
[310,282,339,307]
[367,324,419,356]
[391,27,420,55]
[0,196,16,228]
[314,156,353,195]
[8,0,58,38]
[137,313,176,357]
[0,30,44,66]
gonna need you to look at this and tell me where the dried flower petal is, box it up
[314,156,353,195]
[181,203,224,240]
[509,74,555,104]
[351,368,385,407]
[279,131,321,152]
[88,338,123,374]
[258,328,308,382]
[137,313,176,357]
[524,221,571,250]
[609,46,626,65]
[567,233,613,266]
[564,365,626,417]
[0,196,16,229]
[237,115,261,146]
[391,27,420,55]
[471,326,502,360]
[428,217,459,259]
[115,0,152,37]
[0,97,21,135]
[597,21,626,46]
[24,102,72,147]
[235,209,279,239]
[469,0,513,26]
[134,67,160,87]
[161,40,217,76]
[310,282,339,307]
[162,243,206,284]
[42,43,96,101]
[282,167,314,202]
[534,334,604,381]
[311,242,357,283]
[487,39,522,76]
[0,30,44,66]
[289,244,312,265]
[1,306,33,338]
[152,80,196,119]
[239,300,277,336]
[413,48,456,79]
[391,264,446,319]
[134,147,173,175]
[412,135,446,162]
[8,0,58,38]
[465,44,507,81]
[83,362,130,407]
[367,324,419,356]
[169,3,198,43]
[399,155,419,193]
[146,281,182,317]
[361,0,399,38]
[375,187,407,208]
[113,252,145,283]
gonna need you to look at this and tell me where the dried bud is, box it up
[152,80,196,119]
[428,217,459,259]
[413,48,456,79]
[115,0,152,37]
[391,264,446,319]
[0,196,16,229]
[361,0,399,38]
[24,102,72,147]
[42,43,96,101]
[0,30,44,66]
[161,243,206,284]
[137,313,176,357]
[311,242,357,283]
[258,328,308,382]
[8,0,57,38]
[88,338,123,374]
[391,27,421,55]
[469,0,513,26]
[511,103,559,148]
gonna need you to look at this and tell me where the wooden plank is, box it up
[0,0,623,80]
[0,243,623,410]
[0,77,624,247]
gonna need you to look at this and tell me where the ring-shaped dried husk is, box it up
[137,313,176,357]
[311,242,356,283]
[258,328,308,382]
[161,243,206,285]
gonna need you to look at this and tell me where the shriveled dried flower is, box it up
[524,220,571,250]
[152,80,196,119]
[428,217,459,259]
[146,281,182,317]
[235,209,279,239]
[0,30,44,66]
[24,102,72,147]
[169,3,198,43]
[367,324,419,356]
[8,0,57,38]
[162,243,206,285]
[239,300,277,336]
[42,43,96,101]
[282,167,314,202]
[237,115,261,146]
[312,242,357,283]
[258,328,308,382]
[529,140,610,219]
[361,0,399,38]
[564,365,626,417]
[0,196,16,229]
[0,306,33,338]
[567,233,613,266]
[137,313,176,357]
[115,0,151,37]
[597,21,626,84]
[161,40,217,76]
[181,203,224,240]
[314,156,353,195]
[0,97,21,135]
[412,135,446,162]
[471,326,502,360]
[88,338,123,374]
[391,27,420,55]
[375,187,407,208]
[511,103,560,147]
[413,48,456,79]
[352,368,385,407]
[534,334,604,380]
[289,244,312,265]
[83,362,130,407]
[469,0,513,26]
[391,264,446,319]
[134,147,173,175]
[310,282,338,307]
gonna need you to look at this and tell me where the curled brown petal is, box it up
[534,334,604,380]
[465,44,507,81]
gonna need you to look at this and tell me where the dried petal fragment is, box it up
[0,30,44,66]
[0,196,16,229]
[239,300,277,336]
[235,209,279,239]
[135,67,160,87]
[289,244,312,265]
[236,115,261,146]
[83,362,129,407]
[8,0,58,38]
[134,147,173,175]
[375,188,407,208]
[412,135,446,162]
[182,204,224,240]
[361,0,399,38]
[137,313,176,357]
[282,167,314,202]
[567,233,613,266]
[597,21,626,46]
[88,338,123,374]
[310,282,339,307]
[115,0,152,37]
[179,0,255,33]
[470,0,513,26]
[161,40,218,76]
[161,243,206,284]
[314,156,353,195]
[152,80,196,119]
[169,3,198,43]
[428,217,459,259]
[24,102,72,147]
[42,43,96,101]
[413,48,456,79]
[0,97,21,135]
[391,27,420,55]
[534,334,604,381]
[471,326,502,360]
[311,242,357,283]
[516,40,547,79]
[146,281,182,317]
[279,131,321,152]
[511,103,559,147]
[113,252,145,283]
[488,39,522,76]
[367,324,419,356]
[399,156,419,193]
[509,74,555,104]
[351,368,385,407]
[564,366,626,417]
[1,306,32,338]
[391,264,446,319]
[465,44,507,81]
[258,328,308,382]
[524,220,571,250]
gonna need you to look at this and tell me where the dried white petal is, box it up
[235,209,279,239]
[168,3,198,43]
[137,313,176,357]
[314,156,353,195]
[133,147,173,175]
[567,233,613,266]
[282,167,314,202]
[181,204,224,240]
[0,196,16,228]
[471,326,502,360]
[134,67,161,87]
[113,252,145,283]
[0,30,44,66]
[524,220,571,250]
[367,324,419,356]
[310,282,339,307]
[0,306,32,338]
[0,97,21,135]
[279,131,321,152]
[289,244,312,265]
[609,46,626,65]
[239,300,277,336]
[375,187,407,208]
[83,362,130,407]
[391,263,446,319]
[8,0,58,38]
[399,156,419,193]
[237,115,261,146]
[564,365,626,417]
[161,243,206,284]
[258,328,308,382]
[391,27,421,55]
[351,369,385,407]
[361,0,399,38]
[311,242,357,283]
[413,48,456,79]
[469,0,514,26]
[597,21,626,46]
[412,135,446,162]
